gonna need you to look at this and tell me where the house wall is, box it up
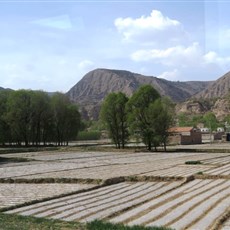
[169,130,202,145]
[181,131,202,145]
[168,135,181,145]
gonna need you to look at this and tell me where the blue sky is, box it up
[0,1,230,92]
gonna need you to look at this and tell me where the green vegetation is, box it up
[127,85,174,151]
[185,160,202,165]
[178,110,221,131]
[0,213,172,230]
[77,131,101,140]
[100,85,175,151]
[196,171,204,175]
[87,220,173,230]
[203,112,218,132]
[100,92,129,148]
[0,90,81,147]
[177,113,204,127]
[0,213,85,230]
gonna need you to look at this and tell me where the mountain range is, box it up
[66,68,214,120]
[1,69,230,120]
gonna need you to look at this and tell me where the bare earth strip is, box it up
[205,164,230,176]
[222,217,230,230]
[2,148,230,229]
[1,151,229,180]
[4,182,181,222]
[145,180,230,228]
[0,183,95,209]
[127,179,226,226]
[110,179,206,224]
[5,182,129,214]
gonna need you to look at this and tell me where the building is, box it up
[168,127,202,145]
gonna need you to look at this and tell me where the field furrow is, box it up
[110,179,207,224]
[33,182,150,219]
[169,182,230,229]
[205,165,230,176]
[2,148,230,229]
[145,180,230,227]
[5,182,128,214]
[0,183,95,209]
[222,217,230,230]
[80,182,180,223]
[127,179,226,226]
[56,183,161,221]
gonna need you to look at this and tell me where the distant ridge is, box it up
[66,68,211,120]
[195,71,230,99]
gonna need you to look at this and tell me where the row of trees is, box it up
[100,85,175,151]
[0,90,81,146]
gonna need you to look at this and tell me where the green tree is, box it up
[29,91,52,145]
[0,90,12,145]
[6,90,34,146]
[203,112,218,132]
[127,85,161,151]
[51,93,81,146]
[178,113,204,128]
[150,97,175,151]
[64,104,81,145]
[100,92,129,148]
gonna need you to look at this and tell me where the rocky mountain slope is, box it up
[176,71,230,120]
[67,68,211,120]
[195,71,230,99]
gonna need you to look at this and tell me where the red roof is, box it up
[168,127,194,133]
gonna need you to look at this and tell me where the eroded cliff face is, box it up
[195,71,230,99]
[212,99,230,120]
[164,71,230,121]
[176,101,208,115]
[66,68,210,120]
[176,98,230,121]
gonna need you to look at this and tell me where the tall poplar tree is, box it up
[100,92,129,148]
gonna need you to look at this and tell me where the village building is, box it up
[168,127,202,145]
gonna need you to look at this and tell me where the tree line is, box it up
[0,89,81,146]
[100,85,175,151]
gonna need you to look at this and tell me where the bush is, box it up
[76,131,101,141]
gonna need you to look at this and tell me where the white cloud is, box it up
[158,69,180,81]
[131,42,202,66]
[204,51,230,66]
[114,10,182,43]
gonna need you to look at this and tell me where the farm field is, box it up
[1,143,230,230]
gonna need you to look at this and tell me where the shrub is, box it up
[76,131,101,141]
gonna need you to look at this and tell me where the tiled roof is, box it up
[168,127,194,133]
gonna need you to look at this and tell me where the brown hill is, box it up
[67,68,211,120]
[195,71,230,99]
[175,71,230,120]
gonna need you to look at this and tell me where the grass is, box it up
[0,214,173,230]
[87,220,173,230]
[76,131,101,141]
[0,213,85,230]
